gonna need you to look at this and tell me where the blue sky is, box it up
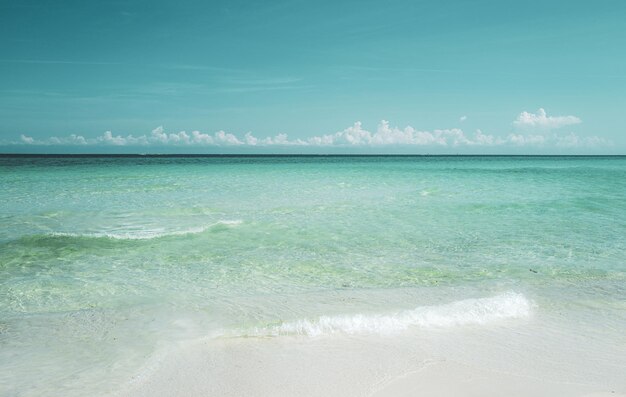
[1,0,625,153]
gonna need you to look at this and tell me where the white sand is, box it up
[112,331,625,397]
[371,361,624,397]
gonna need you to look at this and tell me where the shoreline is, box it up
[113,327,626,397]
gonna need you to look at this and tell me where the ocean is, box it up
[1,155,625,396]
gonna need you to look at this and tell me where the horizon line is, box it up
[2,153,625,158]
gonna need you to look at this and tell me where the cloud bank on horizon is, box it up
[12,109,609,149]
[513,108,581,130]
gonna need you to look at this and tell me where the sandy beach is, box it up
[115,331,625,397]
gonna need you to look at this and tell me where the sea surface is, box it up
[1,155,625,396]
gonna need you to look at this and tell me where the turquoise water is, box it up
[1,156,626,395]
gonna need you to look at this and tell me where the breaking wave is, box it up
[242,292,531,337]
[46,220,243,241]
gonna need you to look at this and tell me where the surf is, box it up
[1,220,243,249]
[240,292,531,337]
[46,220,244,240]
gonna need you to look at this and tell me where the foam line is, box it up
[48,220,243,240]
[243,292,531,337]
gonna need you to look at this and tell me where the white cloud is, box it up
[191,130,214,145]
[459,115,467,122]
[504,108,598,147]
[11,118,608,149]
[308,121,494,147]
[507,133,546,146]
[472,129,503,146]
[20,134,35,144]
[97,131,130,145]
[513,108,581,130]
[506,131,611,148]
[214,130,243,145]
[554,133,611,148]
[50,134,88,145]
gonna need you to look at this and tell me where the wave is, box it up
[241,292,531,337]
[47,220,243,241]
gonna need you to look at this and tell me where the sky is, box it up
[1,0,625,154]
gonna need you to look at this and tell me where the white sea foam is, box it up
[244,292,531,337]
[50,220,243,240]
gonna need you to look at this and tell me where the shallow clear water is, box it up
[1,156,625,396]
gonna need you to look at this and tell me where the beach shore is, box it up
[114,330,625,397]
[5,156,626,397]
